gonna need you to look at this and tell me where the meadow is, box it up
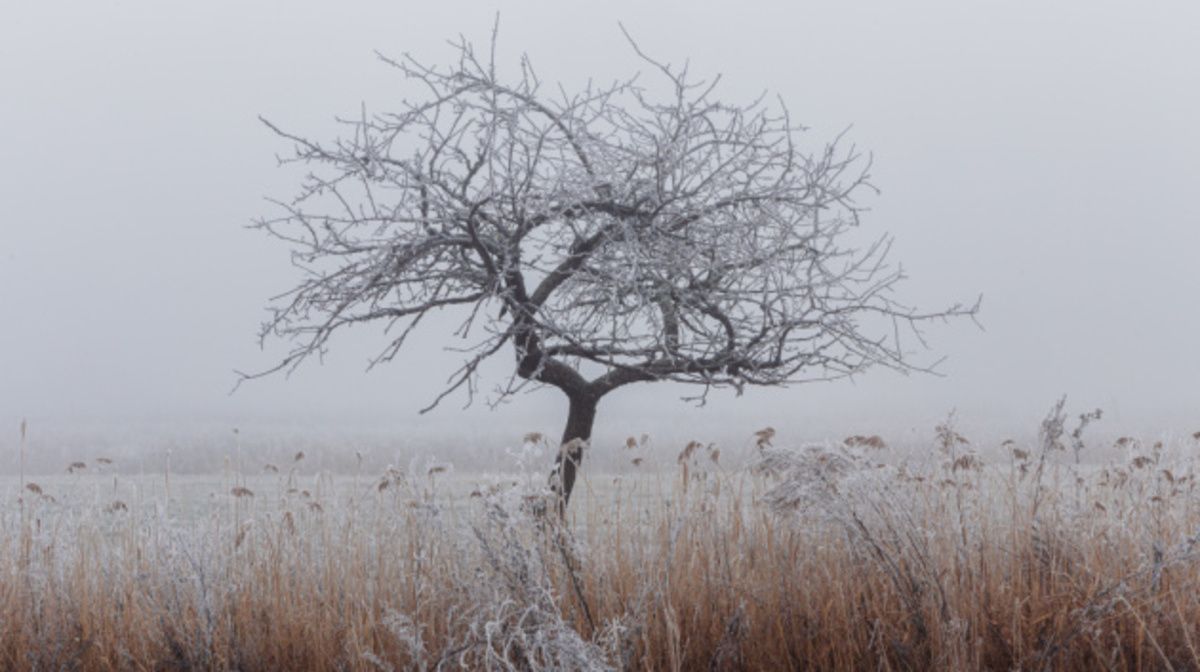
[4,404,1200,671]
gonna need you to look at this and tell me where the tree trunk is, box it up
[551,393,598,513]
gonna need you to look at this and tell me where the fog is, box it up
[2,0,1198,453]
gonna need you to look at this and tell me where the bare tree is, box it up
[244,28,978,509]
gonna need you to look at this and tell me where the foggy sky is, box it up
[2,0,1198,443]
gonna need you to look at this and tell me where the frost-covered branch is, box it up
[245,30,976,412]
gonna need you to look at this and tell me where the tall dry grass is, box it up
[4,404,1200,670]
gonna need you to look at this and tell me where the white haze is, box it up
[1,0,1198,457]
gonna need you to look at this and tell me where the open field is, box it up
[4,409,1200,670]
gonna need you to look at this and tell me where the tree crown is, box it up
[246,29,978,410]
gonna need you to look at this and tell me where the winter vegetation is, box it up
[7,5,1199,671]
[242,28,976,508]
[6,404,1200,670]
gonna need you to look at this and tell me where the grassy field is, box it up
[4,407,1200,670]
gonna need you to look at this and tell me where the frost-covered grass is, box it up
[4,408,1200,670]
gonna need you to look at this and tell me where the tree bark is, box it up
[551,392,598,513]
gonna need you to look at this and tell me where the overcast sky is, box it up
[2,0,1198,443]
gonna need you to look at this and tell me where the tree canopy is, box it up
[245,28,978,506]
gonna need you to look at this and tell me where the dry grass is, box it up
[4,406,1200,670]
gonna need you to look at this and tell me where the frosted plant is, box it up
[368,610,428,672]
[754,442,861,515]
[436,492,611,670]
[754,440,952,646]
[243,22,978,508]
[505,434,552,491]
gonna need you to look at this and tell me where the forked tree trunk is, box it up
[551,392,598,513]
